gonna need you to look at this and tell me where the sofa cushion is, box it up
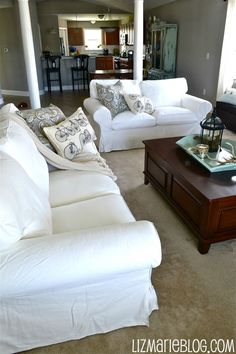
[0,152,52,250]
[0,119,49,196]
[49,170,120,208]
[124,94,154,114]
[96,81,129,118]
[0,104,18,141]
[152,106,198,125]
[52,194,135,234]
[17,104,66,150]
[120,80,142,95]
[111,110,156,130]
[43,107,97,160]
[0,114,9,141]
[0,103,18,114]
[140,77,188,108]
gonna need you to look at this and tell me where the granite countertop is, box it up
[62,55,114,59]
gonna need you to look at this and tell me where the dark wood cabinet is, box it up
[96,56,114,70]
[68,28,84,46]
[103,28,119,45]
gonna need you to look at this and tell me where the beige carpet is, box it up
[21,133,236,354]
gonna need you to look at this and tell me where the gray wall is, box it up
[0,0,43,92]
[0,0,125,95]
[0,4,28,91]
[145,0,227,103]
[0,0,227,102]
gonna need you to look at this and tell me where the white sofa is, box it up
[0,105,161,354]
[84,77,213,152]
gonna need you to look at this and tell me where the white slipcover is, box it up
[84,78,213,152]
[0,109,162,353]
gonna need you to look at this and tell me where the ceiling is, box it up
[59,13,131,22]
[58,0,176,22]
[0,0,176,16]
[83,0,176,12]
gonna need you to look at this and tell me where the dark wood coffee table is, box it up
[143,137,236,254]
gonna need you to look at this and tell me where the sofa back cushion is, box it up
[0,103,18,141]
[90,79,141,99]
[0,116,49,197]
[140,77,188,108]
[0,152,52,250]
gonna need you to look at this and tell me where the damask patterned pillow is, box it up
[96,81,129,118]
[43,107,96,160]
[124,94,154,115]
[17,104,66,150]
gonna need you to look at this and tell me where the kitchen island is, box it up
[41,55,96,91]
[41,54,134,91]
[90,69,133,80]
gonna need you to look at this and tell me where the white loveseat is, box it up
[0,105,162,353]
[84,77,213,152]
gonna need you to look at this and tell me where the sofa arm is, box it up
[83,97,112,129]
[0,221,161,296]
[181,94,213,120]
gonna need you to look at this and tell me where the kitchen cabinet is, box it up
[103,28,119,45]
[96,56,114,70]
[68,28,84,46]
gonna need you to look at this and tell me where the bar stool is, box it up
[71,55,89,91]
[45,55,62,93]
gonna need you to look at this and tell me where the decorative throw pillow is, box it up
[96,81,129,118]
[16,103,66,150]
[124,94,154,115]
[43,107,96,160]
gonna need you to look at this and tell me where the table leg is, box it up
[198,240,210,254]
[144,174,149,185]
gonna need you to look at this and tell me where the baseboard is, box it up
[44,85,73,91]
[2,85,83,96]
[2,89,45,96]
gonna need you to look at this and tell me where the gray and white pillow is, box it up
[124,94,154,115]
[96,81,129,118]
[43,107,96,160]
[17,103,66,150]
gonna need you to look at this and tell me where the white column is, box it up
[18,0,41,108]
[133,0,144,81]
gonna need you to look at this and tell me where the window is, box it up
[84,29,102,50]
[217,0,236,97]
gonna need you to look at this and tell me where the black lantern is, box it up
[200,109,225,152]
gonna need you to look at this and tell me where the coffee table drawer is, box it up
[171,176,202,226]
[147,155,168,190]
[218,206,236,230]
